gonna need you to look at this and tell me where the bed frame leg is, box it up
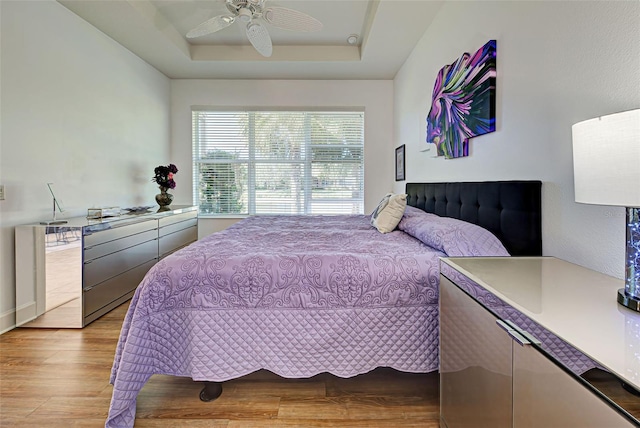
[199,381,223,402]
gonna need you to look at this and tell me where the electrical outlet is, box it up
[0,185,4,201]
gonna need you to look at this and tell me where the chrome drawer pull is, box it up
[496,319,531,346]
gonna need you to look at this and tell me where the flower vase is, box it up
[155,187,174,211]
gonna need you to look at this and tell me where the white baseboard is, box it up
[0,309,16,335]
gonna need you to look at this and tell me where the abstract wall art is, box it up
[425,40,497,159]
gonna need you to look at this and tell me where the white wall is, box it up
[393,1,640,279]
[0,0,171,332]
[2,0,635,333]
[170,79,394,237]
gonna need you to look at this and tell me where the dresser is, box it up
[15,205,198,328]
[439,256,639,427]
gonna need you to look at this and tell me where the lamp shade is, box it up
[572,109,640,207]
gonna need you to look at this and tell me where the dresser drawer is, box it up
[16,206,198,329]
[84,220,157,248]
[158,211,196,228]
[159,217,197,238]
[83,259,156,318]
[159,225,197,258]
[84,228,157,261]
[83,239,157,289]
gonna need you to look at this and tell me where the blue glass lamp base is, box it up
[617,288,640,312]
[618,207,640,312]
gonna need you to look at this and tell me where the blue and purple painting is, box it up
[426,40,496,158]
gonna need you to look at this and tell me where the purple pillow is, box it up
[402,205,428,219]
[398,209,510,257]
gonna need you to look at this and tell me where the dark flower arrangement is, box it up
[153,164,178,189]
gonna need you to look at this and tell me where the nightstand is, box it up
[439,256,639,428]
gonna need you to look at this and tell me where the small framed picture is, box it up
[395,144,406,181]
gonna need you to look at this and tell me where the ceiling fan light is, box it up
[238,8,252,22]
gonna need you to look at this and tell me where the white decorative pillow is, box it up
[371,193,407,233]
[371,193,392,218]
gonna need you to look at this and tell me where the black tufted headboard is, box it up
[405,181,542,256]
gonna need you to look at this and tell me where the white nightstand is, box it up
[439,256,640,428]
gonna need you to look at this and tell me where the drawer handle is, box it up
[495,319,539,347]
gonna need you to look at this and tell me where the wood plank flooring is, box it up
[0,302,440,427]
[3,301,637,427]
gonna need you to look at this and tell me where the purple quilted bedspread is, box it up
[105,213,509,427]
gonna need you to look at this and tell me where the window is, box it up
[192,109,364,216]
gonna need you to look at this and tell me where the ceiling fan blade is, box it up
[263,6,323,32]
[186,14,236,38]
[246,22,273,57]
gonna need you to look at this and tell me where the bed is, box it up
[105,180,543,427]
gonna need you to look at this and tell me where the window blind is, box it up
[193,110,364,216]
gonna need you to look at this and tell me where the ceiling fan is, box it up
[186,0,323,58]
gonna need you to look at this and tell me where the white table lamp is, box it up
[572,108,640,312]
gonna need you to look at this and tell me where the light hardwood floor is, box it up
[3,302,636,428]
[0,302,440,427]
